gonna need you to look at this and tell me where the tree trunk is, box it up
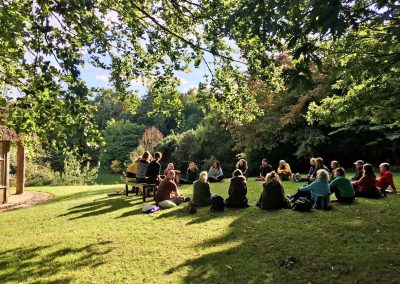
[16,142,25,194]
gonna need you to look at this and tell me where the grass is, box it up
[1,174,400,283]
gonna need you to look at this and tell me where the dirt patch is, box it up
[0,190,54,212]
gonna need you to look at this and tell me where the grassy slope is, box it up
[0,175,399,284]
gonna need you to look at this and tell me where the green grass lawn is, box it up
[1,175,400,283]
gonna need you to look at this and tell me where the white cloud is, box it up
[177,76,189,85]
[95,75,109,82]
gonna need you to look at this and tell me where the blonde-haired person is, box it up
[288,169,330,207]
[192,171,212,207]
[376,162,397,194]
[180,162,199,184]
[256,171,290,210]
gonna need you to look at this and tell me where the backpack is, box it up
[210,195,225,212]
[188,201,197,214]
[315,195,331,210]
[292,197,312,212]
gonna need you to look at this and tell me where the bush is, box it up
[110,160,123,174]
[25,162,56,186]
[57,152,99,185]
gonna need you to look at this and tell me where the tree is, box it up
[100,119,145,171]
[139,126,164,153]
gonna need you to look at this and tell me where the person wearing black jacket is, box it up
[180,162,199,184]
[352,160,364,181]
[255,159,273,181]
[225,170,249,208]
[257,171,290,210]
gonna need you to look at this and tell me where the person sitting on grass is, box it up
[136,151,151,183]
[236,158,248,177]
[180,162,199,184]
[295,157,316,182]
[352,164,383,198]
[330,160,340,182]
[163,162,181,185]
[255,158,273,181]
[208,161,224,182]
[352,160,364,181]
[288,169,330,207]
[309,157,329,182]
[225,169,249,208]
[146,152,163,185]
[329,167,355,204]
[126,157,140,181]
[155,170,189,208]
[376,162,397,194]
[256,171,290,210]
[192,171,212,207]
[277,160,292,181]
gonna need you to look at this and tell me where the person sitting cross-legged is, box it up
[180,162,199,185]
[256,171,290,210]
[277,160,292,181]
[208,161,224,182]
[288,169,330,207]
[329,167,355,204]
[255,158,273,181]
[155,170,189,208]
[225,169,249,208]
[192,171,212,207]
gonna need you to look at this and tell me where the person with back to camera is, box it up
[136,151,151,183]
[180,162,199,185]
[255,158,273,181]
[225,169,249,208]
[146,152,162,185]
[208,160,224,182]
[236,158,248,177]
[192,171,212,207]
[288,169,330,207]
[376,162,397,194]
[126,157,141,181]
[256,171,290,210]
[352,163,383,198]
[277,160,292,181]
[329,167,355,204]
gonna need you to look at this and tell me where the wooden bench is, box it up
[125,181,157,202]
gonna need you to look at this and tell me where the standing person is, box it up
[352,164,383,198]
[180,162,199,184]
[288,169,330,207]
[208,161,224,182]
[255,158,273,181]
[236,159,248,177]
[163,162,181,185]
[329,168,355,203]
[376,162,397,194]
[256,171,290,210]
[146,152,162,185]
[136,151,151,183]
[155,170,189,206]
[330,160,340,181]
[225,170,248,208]
[352,160,364,181]
[192,171,212,207]
[277,160,292,181]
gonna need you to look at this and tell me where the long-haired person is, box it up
[180,162,199,185]
[257,171,290,210]
[136,151,151,183]
[225,169,248,208]
[192,171,212,207]
[208,160,224,182]
[352,164,383,198]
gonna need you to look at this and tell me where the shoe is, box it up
[183,197,191,202]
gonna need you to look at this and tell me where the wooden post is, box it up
[4,141,10,203]
[16,142,25,194]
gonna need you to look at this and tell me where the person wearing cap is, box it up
[255,158,273,181]
[376,162,397,194]
[277,160,292,181]
[352,160,364,182]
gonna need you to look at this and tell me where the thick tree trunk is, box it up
[16,142,25,194]
[4,141,10,203]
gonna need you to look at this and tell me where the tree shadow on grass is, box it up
[0,241,112,283]
[48,187,123,204]
[59,195,142,220]
[164,201,400,283]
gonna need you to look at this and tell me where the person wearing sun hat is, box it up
[351,160,364,182]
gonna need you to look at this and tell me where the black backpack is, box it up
[292,197,312,212]
[210,195,225,212]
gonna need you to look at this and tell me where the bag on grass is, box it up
[210,195,225,212]
[292,197,312,212]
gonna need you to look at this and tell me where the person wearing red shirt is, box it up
[155,171,189,205]
[352,164,383,198]
[376,163,397,194]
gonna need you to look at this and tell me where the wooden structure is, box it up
[125,181,157,202]
[0,126,25,204]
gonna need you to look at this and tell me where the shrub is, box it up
[25,162,56,186]
[110,160,123,174]
[57,152,99,185]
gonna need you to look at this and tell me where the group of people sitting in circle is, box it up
[125,151,397,210]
